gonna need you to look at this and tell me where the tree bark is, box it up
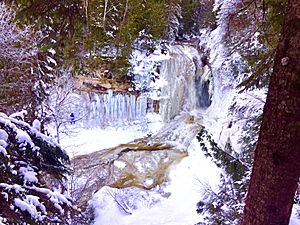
[241,0,300,225]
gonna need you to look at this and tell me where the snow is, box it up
[129,44,171,92]
[90,138,220,225]
[60,113,163,157]
[0,217,7,225]
[44,64,54,71]
[48,48,56,55]
[0,0,298,224]
[0,129,8,142]
[29,186,71,214]
[59,88,222,225]
[14,198,37,217]
[114,160,127,169]
[47,56,57,66]
[2,113,62,150]
[32,119,41,131]
[14,197,45,221]
[57,77,221,225]
[2,192,8,201]
[56,40,240,225]
[0,183,25,193]
[0,3,41,62]
[143,178,154,188]
[19,166,38,184]
[26,195,46,214]
[290,205,300,225]
[9,110,27,121]
[61,126,138,156]
[16,129,33,147]
[36,8,299,223]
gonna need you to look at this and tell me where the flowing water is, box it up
[159,45,212,122]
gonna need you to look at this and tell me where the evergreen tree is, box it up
[0,111,83,224]
[195,0,294,224]
[178,0,200,36]
[164,0,182,40]
[10,0,169,78]
[241,0,300,223]
[196,128,251,224]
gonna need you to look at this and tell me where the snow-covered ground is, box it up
[90,137,220,225]
[60,110,221,225]
[60,110,300,225]
[56,42,225,224]
[60,113,163,157]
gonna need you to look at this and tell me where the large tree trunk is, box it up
[240,0,300,225]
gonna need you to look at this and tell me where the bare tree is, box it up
[0,2,45,118]
[44,75,86,143]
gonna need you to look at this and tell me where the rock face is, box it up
[69,45,213,129]
[75,76,132,94]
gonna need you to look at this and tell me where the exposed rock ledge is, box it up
[74,75,135,94]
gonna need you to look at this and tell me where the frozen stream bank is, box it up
[60,44,238,224]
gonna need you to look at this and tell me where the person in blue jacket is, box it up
[70,113,75,125]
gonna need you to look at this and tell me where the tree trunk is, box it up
[241,0,300,225]
[103,0,108,29]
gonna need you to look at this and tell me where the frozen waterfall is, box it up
[66,43,240,225]
[159,45,213,122]
[71,91,150,128]
[70,44,213,129]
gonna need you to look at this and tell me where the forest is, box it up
[0,0,299,224]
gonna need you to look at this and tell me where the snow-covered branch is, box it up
[0,3,42,65]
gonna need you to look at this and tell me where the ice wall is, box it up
[73,91,149,128]
[68,44,213,129]
[159,45,213,122]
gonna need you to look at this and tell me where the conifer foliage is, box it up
[9,0,215,78]
[196,128,251,225]
[195,0,294,224]
[241,0,300,223]
[0,111,79,224]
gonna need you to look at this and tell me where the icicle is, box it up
[78,91,148,128]
[159,45,213,122]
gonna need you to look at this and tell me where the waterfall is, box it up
[67,44,213,129]
[194,56,212,108]
[68,43,238,225]
[72,91,150,128]
[158,45,213,122]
